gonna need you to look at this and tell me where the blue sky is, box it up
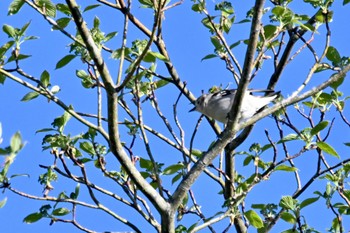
[1,0,350,232]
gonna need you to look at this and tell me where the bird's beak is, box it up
[189,106,196,112]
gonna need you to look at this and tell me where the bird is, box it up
[190,89,280,124]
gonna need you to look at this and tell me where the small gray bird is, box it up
[190,89,280,124]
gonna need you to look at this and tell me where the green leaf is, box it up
[19,21,31,37]
[163,164,184,175]
[10,131,22,153]
[300,197,319,209]
[37,0,56,17]
[3,24,16,38]
[277,134,298,143]
[263,25,278,40]
[279,196,297,211]
[56,3,71,16]
[53,17,71,30]
[144,51,168,62]
[326,46,341,65]
[52,207,70,216]
[83,4,101,12]
[310,121,329,136]
[210,36,222,50]
[244,210,264,228]
[21,91,40,102]
[0,40,15,58]
[201,54,217,61]
[104,31,118,42]
[55,54,76,69]
[153,79,169,90]
[275,164,297,172]
[40,70,50,87]
[0,197,7,208]
[192,3,205,12]
[316,141,339,158]
[171,172,182,184]
[0,73,6,85]
[344,142,350,147]
[7,54,31,63]
[344,0,350,5]
[23,212,43,223]
[79,141,95,156]
[330,75,344,90]
[8,0,25,15]
[52,111,72,133]
[280,212,296,224]
[139,157,153,169]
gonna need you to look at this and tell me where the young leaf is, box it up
[2,24,16,38]
[53,17,71,30]
[23,212,43,223]
[280,212,296,224]
[310,121,329,136]
[21,92,40,102]
[316,142,339,158]
[279,196,297,211]
[79,141,95,156]
[40,70,50,87]
[8,0,25,15]
[163,164,184,175]
[0,197,7,208]
[275,164,297,172]
[326,46,341,66]
[244,210,264,228]
[10,131,22,153]
[300,197,319,209]
[55,54,76,69]
[83,4,101,12]
[52,207,70,216]
[201,54,217,61]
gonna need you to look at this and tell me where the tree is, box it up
[1,0,350,232]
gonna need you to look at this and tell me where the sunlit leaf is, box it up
[52,207,70,216]
[316,141,339,158]
[79,141,95,156]
[56,3,71,16]
[300,197,319,209]
[40,70,50,87]
[163,164,184,175]
[55,54,76,69]
[2,24,16,38]
[8,0,25,15]
[0,197,7,208]
[21,91,40,102]
[279,196,297,211]
[280,212,296,224]
[201,54,217,61]
[326,46,341,66]
[83,4,101,12]
[53,17,71,30]
[10,131,22,153]
[244,210,264,228]
[104,31,118,42]
[275,165,297,172]
[310,121,329,136]
[23,212,43,223]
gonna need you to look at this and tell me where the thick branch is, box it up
[65,0,168,213]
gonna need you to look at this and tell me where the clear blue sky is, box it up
[1,0,350,232]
